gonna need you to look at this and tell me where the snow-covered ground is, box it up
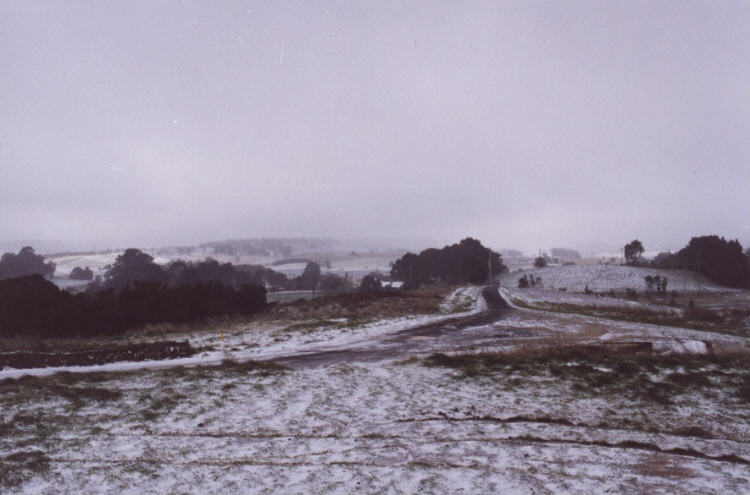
[1,356,748,494]
[500,264,724,292]
[2,279,749,493]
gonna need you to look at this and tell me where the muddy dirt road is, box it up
[273,286,520,368]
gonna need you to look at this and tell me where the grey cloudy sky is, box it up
[1,1,748,254]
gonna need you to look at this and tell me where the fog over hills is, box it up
[1,2,748,258]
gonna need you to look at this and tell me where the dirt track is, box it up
[274,286,518,368]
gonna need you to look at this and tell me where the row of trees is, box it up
[101,251,350,293]
[0,248,270,338]
[280,262,352,292]
[625,236,749,289]
[96,249,282,291]
[0,274,267,338]
[390,238,506,286]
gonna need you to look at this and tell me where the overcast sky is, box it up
[1,1,748,254]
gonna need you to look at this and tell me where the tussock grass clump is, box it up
[138,391,188,421]
[217,358,288,375]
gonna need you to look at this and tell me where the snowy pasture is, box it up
[1,354,748,494]
[500,264,724,292]
[1,276,749,493]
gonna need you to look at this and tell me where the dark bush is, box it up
[391,238,506,286]
[69,266,94,280]
[319,273,345,291]
[650,236,749,289]
[0,275,266,338]
[0,247,55,280]
[360,274,382,291]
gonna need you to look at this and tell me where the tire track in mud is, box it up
[61,417,749,468]
[508,436,749,466]
[396,414,742,443]
[44,436,748,467]
[390,416,750,465]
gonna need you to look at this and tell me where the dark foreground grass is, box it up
[423,349,750,405]
[0,374,123,410]
[217,358,288,376]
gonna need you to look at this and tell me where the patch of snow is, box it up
[653,339,709,355]
[500,264,724,292]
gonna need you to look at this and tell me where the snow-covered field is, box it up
[500,264,723,292]
[2,272,749,493]
[2,354,748,494]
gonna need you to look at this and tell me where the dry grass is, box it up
[216,358,288,375]
[267,287,451,321]
[511,298,749,337]
[634,454,695,479]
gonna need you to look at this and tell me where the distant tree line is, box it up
[0,275,266,338]
[98,249,240,290]
[0,248,267,338]
[390,238,506,286]
[92,249,284,291]
[0,247,55,280]
[650,236,749,289]
[625,236,750,289]
[92,249,345,293]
